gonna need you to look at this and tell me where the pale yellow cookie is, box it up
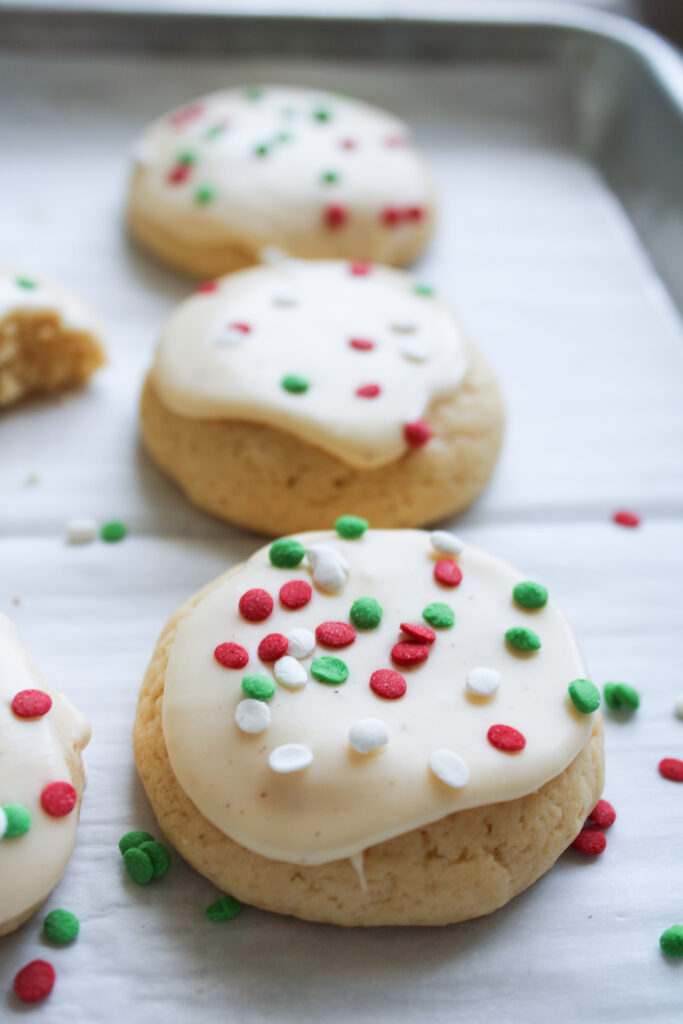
[133,529,604,926]
[127,85,435,278]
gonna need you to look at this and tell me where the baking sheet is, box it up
[1,47,682,1024]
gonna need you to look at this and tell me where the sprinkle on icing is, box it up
[428,750,470,789]
[505,627,541,652]
[279,580,312,609]
[513,581,548,609]
[335,515,368,539]
[258,633,289,662]
[487,724,526,753]
[2,803,31,838]
[466,667,501,698]
[11,689,52,718]
[404,420,432,448]
[235,699,271,734]
[306,544,349,592]
[400,622,435,644]
[273,656,308,689]
[391,642,429,667]
[214,642,249,668]
[286,627,316,659]
[281,374,309,394]
[269,744,313,774]
[239,589,274,622]
[40,782,77,817]
[422,602,454,629]
[430,531,464,556]
[311,656,349,685]
[269,538,305,567]
[349,718,389,754]
[434,560,463,587]
[370,669,407,700]
[568,678,601,714]
[315,621,356,648]
[350,597,383,630]
[241,674,275,701]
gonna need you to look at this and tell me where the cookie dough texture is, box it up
[133,571,604,928]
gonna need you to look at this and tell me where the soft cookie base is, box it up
[133,569,604,927]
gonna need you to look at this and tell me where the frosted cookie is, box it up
[140,259,503,532]
[133,527,604,926]
[127,85,435,277]
[0,265,105,409]
[0,616,91,936]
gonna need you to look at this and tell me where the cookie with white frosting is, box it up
[0,264,105,409]
[140,258,503,532]
[133,526,604,926]
[0,616,91,936]
[127,85,435,278]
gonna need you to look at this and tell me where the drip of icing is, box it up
[0,262,103,335]
[350,851,367,892]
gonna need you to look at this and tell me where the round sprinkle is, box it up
[311,656,349,685]
[65,517,97,545]
[118,830,154,854]
[674,695,683,720]
[44,909,79,944]
[239,588,273,622]
[235,698,271,733]
[513,581,548,609]
[123,846,154,885]
[613,509,640,528]
[13,960,56,1003]
[286,627,316,659]
[313,107,332,122]
[391,321,417,334]
[279,579,312,609]
[571,828,606,855]
[381,205,402,227]
[254,142,270,157]
[414,283,435,297]
[2,803,31,838]
[323,203,348,228]
[356,383,381,398]
[350,597,382,630]
[269,743,313,773]
[349,260,371,276]
[41,781,77,817]
[321,170,339,183]
[466,667,501,698]
[660,925,683,958]
[272,294,298,308]
[11,688,52,718]
[258,633,289,662]
[244,85,264,100]
[306,544,349,592]
[434,559,463,587]
[315,621,356,648]
[391,642,430,667]
[430,530,464,556]
[404,420,432,448]
[214,642,249,669]
[659,757,683,782]
[586,799,616,830]
[349,337,374,351]
[340,137,357,150]
[349,718,389,754]
[206,895,242,922]
[487,724,526,753]
[505,627,541,652]
[16,276,38,290]
[281,374,309,394]
[273,655,308,689]
[269,538,305,568]
[139,840,171,878]
[603,682,640,711]
[196,279,219,294]
[400,339,430,362]
[370,669,407,700]
[195,185,215,205]
[101,520,126,543]
[168,163,191,184]
[429,749,470,789]
[241,674,275,701]
[334,515,368,539]
[569,678,601,714]
[422,602,454,629]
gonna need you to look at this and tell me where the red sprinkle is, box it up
[349,261,371,276]
[169,102,204,127]
[586,798,617,830]
[324,203,349,229]
[340,138,357,150]
[370,669,407,700]
[385,135,407,148]
[258,633,289,662]
[40,781,77,818]
[613,509,640,528]
[404,420,432,448]
[239,588,274,622]
[229,322,251,334]
[381,206,403,227]
[167,163,191,185]
[11,689,52,718]
[349,337,375,351]
[279,580,312,609]
[487,724,526,753]
[391,642,430,667]
[13,960,56,1003]
[434,560,463,587]
[214,642,249,669]
[572,828,607,856]
[196,280,219,294]
[400,622,436,645]
[406,205,425,222]
[315,622,356,648]
[659,757,683,782]
[356,384,381,398]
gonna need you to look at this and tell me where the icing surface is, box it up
[0,616,91,924]
[150,260,468,468]
[162,529,593,866]
[0,262,103,334]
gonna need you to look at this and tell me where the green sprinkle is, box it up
[568,678,601,714]
[123,847,154,885]
[254,142,269,157]
[311,656,348,685]
[660,925,683,958]
[204,123,226,140]
[206,895,242,922]
[313,108,332,122]
[280,106,297,119]
[334,515,368,539]
[242,674,275,701]
[321,170,339,184]
[604,682,640,711]
[119,830,155,855]
[194,185,215,205]
[44,909,79,944]
[275,131,291,144]
[2,803,31,838]
[101,520,126,543]
[15,277,37,290]
[139,840,171,879]
[244,86,265,101]
[513,581,548,609]
[413,283,435,297]
[177,150,196,165]
[505,626,541,652]
[269,538,305,568]
[422,603,454,629]
[350,597,382,630]
[281,374,309,394]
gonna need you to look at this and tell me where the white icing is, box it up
[0,262,102,335]
[150,260,469,469]
[349,850,367,891]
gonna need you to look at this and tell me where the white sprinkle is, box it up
[391,322,417,334]
[272,295,298,308]
[0,806,7,839]
[349,718,389,755]
[674,696,683,721]
[286,627,315,660]
[466,667,501,697]
[400,339,430,362]
[210,324,249,349]
[269,743,313,774]
[235,698,271,734]
[65,517,97,545]
[429,749,470,788]
[430,530,465,556]
[306,544,349,592]
[273,656,308,689]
